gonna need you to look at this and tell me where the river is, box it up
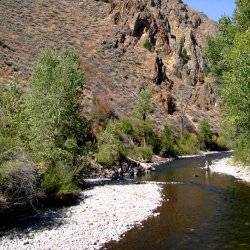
[106,152,250,250]
[0,152,249,249]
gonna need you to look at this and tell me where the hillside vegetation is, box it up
[0,47,227,215]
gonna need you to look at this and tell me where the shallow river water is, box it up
[106,152,250,250]
[0,152,249,250]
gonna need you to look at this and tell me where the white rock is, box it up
[210,157,250,183]
[0,182,163,250]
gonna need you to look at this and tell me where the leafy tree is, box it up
[175,133,200,155]
[205,1,250,164]
[133,89,153,146]
[0,83,23,157]
[236,0,250,31]
[96,118,131,165]
[23,49,88,171]
[133,89,153,121]
[199,119,212,149]
[160,126,176,156]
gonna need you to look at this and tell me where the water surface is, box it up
[106,153,250,250]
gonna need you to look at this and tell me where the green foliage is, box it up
[0,49,91,204]
[180,48,191,64]
[95,119,130,165]
[199,119,212,149]
[234,137,250,163]
[205,2,250,164]
[205,17,237,83]
[96,144,120,166]
[41,165,78,197]
[175,133,200,155]
[160,126,177,156]
[211,135,229,151]
[129,146,153,162]
[236,0,250,31]
[143,39,153,51]
[0,83,23,154]
[132,120,153,145]
[199,119,212,141]
[133,89,153,121]
[133,89,154,148]
[23,49,88,168]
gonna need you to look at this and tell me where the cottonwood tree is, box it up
[23,49,88,169]
[133,88,154,147]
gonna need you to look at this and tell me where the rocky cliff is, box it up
[0,0,220,132]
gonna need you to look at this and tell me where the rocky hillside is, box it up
[0,0,220,132]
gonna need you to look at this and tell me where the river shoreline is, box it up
[210,157,250,183]
[0,151,234,250]
[0,181,163,250]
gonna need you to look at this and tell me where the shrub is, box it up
[95,119,129,165]
[143,39,153,51]
[41,165,78,198]
[180,48,191,64]
[0,156,38,205]
[129,146,153,162]
[116,118,134,135]
[147,130,161,154]
[133,89,153,121]
[213,135,228,150]
[234,137,250,164]
[96,144,120,166]
[199,119,213,149]
[132,120,154,146]
[175,133,200,155]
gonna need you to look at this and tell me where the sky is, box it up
[184,0,236,21]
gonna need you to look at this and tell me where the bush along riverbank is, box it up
[0,49,229,221]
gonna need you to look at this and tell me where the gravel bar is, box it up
[0,182,164,250]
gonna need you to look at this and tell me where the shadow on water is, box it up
[105,151,250,250]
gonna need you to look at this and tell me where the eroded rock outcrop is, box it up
[0,0,221,133]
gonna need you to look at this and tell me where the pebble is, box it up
[0,183,163,250]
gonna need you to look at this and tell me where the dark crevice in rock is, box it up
[154,56,166,85]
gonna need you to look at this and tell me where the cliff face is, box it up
[0,0,220,132]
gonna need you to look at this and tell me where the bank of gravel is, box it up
[0,182,163,250]
[210,157,250,183]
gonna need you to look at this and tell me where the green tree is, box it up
[160,126,176,156]
[205,1,250,164]
[133,89,153,146]
[0,83,23,157]
[23,49,88,170]
[236,0,250,31]
[199,119,212,149]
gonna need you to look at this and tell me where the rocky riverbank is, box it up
[0,181,164,250]
[210,157,250,183]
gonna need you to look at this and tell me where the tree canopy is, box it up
[206,0,250,164]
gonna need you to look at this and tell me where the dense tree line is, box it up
[205,0,250,164]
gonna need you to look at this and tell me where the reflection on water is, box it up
[106,153,250,250]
